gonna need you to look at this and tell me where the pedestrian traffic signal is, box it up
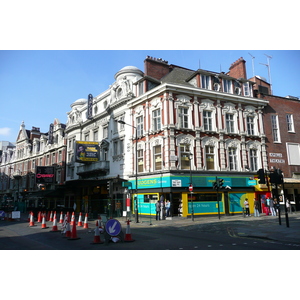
[257,169,266,184]
[276,169,283,184]
[270,168,283,184]
[213,181,218,190]
[218,178,224,189]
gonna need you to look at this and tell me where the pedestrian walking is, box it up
[269,197,276,216]
[286,199,291,214]
[265,197,270,215]
[254,198,260,217]
[165,200,171,217]
[178,199,182,217]
[155,200,161,220]
[244,198,250,216]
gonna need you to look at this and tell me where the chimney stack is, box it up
[144,56,170,80]
[228,57,247,79]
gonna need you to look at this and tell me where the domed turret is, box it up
[114,66,143,81]
[70,98,87,108]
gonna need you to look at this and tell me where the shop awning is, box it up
[284,178,300,184]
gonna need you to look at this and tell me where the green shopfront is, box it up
[127,173,257,218]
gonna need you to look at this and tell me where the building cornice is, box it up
[129,82,269,107]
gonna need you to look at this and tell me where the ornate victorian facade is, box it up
[0,119,67,211]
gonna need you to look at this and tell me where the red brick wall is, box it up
[264,95,300,176]
[228,57,247,79]
[144,58,170,80]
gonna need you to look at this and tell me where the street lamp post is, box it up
[189,152,194,221]
[118,120,139,223]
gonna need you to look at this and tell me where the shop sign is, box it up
[172,180,182,187]
[270,159,285,163]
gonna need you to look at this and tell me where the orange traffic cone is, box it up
[83,213,89,229]
[37,211,42,223]
[124,219,134,242]
[50,213,59,232]
[70,212,75,225]
[41,214,48,229]
[59,211,64,224]
[77,212,83,227]
[91,225,104,244]
[29,212,36,227]
[68,220,80,240]
[49,211,53,222]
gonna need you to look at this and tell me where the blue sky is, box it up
[0,50,299,142]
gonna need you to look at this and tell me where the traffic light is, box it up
[107,181,110,191]
[269,168,283,184]
[213,181,218,190]
[276,169,283,184]
[218,178,224,189]
[257,169,266,184]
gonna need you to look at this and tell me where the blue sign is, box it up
[105,219,122,236]
[0,210,5,217]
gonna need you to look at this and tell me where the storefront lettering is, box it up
[36,173,54,178]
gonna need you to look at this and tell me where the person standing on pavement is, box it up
[269,197,276,216]
[155,200,161,220]
[244,198,250,216]
[165,200,171,217]
[254,198,260,217]
[286,199,291,214]
[265,197,270,215]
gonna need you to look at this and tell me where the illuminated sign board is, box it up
[75,141,99,163]
[87,94,93,120]
[36,166,55,184]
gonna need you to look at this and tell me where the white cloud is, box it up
[0,127,11,136]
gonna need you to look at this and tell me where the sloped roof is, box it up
[161,67,195,87]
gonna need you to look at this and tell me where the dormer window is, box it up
[223,79,232,93]
[243,82,252,97]
[213,76,220,91]
[234,81,241,95]
[201,74,211,89]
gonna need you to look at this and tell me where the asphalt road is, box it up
[1,215,299,250]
